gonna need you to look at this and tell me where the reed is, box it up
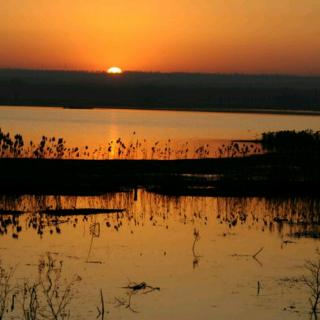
[0,128,261,160]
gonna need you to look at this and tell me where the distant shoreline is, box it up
[1,104,320,116]
[1,70,320,115]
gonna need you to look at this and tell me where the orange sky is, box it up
[0,0,320,74]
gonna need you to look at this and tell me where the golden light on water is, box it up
[107,67,122,74]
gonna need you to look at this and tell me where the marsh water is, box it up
[1,191,320,319]
[1,106,320,319]
[1,106,320,159]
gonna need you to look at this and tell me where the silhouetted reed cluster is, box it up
[0,129,68,159]
[261,130,320,154]
[3,128,316,160]
[218,142,261,158]
[0,128,261,160]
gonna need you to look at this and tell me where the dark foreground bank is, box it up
[1,151,320,196]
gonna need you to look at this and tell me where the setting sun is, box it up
[107,67,122,74]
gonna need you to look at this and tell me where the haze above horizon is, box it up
[1,0,320,75]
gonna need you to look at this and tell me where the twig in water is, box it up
[22,282,40,320]
[0,264,15,320]
[114,293,138,313]
[122,282,160,293]
[192,228,201,269]
[231,247,264,266]
[96,289,105,319]
[116,281,160,313]
[303,251,320,317]
[86,221,101,263]
[253,247,264,259]
[257,281,261,296]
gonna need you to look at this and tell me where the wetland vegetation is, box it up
[0,128,319,196]
[0,107,319,319]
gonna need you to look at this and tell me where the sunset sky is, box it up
[1,0,320,74]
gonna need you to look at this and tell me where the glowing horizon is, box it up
[1,0,320,75]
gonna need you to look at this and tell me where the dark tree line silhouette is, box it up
[0,69,319,110]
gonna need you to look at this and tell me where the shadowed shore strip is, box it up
[1,152,319,196]
[1,130,319,196]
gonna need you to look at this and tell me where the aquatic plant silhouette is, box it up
[0,263,15,320]
[21,282,39,320]
[303,250,320,317]
[115,281,160,313]
[0,128,262,160]
[96,289,106,320]
[37,253,81,319]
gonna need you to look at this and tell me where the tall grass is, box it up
[3,128,317,160]
[0,128,261,160]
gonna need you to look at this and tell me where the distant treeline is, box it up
[0,69,320,111]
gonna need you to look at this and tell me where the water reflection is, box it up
[1,106,320,146]
[0,192,319,239]
[1,191,320,319]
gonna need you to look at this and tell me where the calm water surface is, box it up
[0,106,319,142]
[1,191,320,319]
[1,106,320,319]
[1,106,320,159]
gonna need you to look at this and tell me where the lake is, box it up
[0,191,319,319]
[1,106,320,159]
[0,106,320,319]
